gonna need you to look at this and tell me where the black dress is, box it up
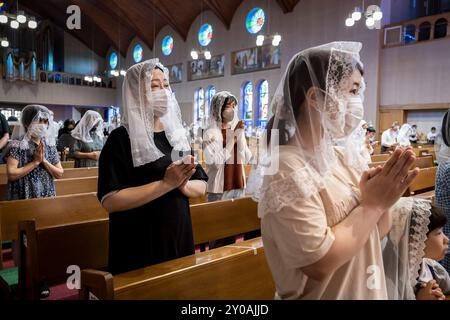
[98,127,208,275]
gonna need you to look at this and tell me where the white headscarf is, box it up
[397,124,412,147]
[71,110,104,144]
[11,105,56,150]
[383,197,432,300]
[122,58,190,167]
[248,42,367,218]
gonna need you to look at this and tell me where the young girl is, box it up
[416,206,449,299]
[383,198,449,300]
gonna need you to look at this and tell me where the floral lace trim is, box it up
[408,199,432,288]
[258,165,329,217]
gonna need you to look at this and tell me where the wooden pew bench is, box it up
[80,237,274,300]
[0,167,98,184]
[0,176,98,200]
[369,155,435,170]
[2,197,260,299]
[406,166,437,198]
[0,193,108,270]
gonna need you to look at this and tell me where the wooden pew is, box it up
[190,197,259,245]
[17,219,109,300]
[0,162,75,174]
[371,154,390,162]
[0,193,108,269]
[3,197,260,299]
[369,155,435,170]
[406,166,437,199]
[0,167,99,184]
[80,237,274,300]
[0,176,98,200]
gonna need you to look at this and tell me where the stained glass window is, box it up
[194,88,205,121]
[162,36,174,56]
[206,85,216,120]
[258,80,269,129]
[198,24,213,47]
[109,52,118,69]
[246,8,265,34]
[133,44,143,63]
[242,81,253,136]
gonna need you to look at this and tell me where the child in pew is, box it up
[383,198,449,300]
[3,105,64,299]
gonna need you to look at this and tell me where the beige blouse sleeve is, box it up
[263,193,336,269]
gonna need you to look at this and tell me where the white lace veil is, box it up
[71,110,104,144]
[249,42,367,218]
[11,105,56,150]
[397,124,412,147]
[383,197,431,300]
[122,58,191,167]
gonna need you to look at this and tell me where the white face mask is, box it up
[221,108,234,123]
[28,123,47,139]
[324,94,364,139]
[150,88,171,118]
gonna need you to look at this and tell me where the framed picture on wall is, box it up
[231,44,281,75]
[167,63,183,83]
[187,54,225,81]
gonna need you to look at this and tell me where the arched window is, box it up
[257,80,269,129]
[6,53,13,80]
[194,88,205,122]
[418,21,431,41]
[434,18,448,39]
[242,81,253,136]
[206,85,216,120]
[404,24,416,44]
[133,44,143,63]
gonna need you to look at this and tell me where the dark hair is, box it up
[64,119,76,128]
[427,206,448,235]
[367,127,376,133]
[220,96,238,116]
[267,48,364,145]
[432,127,436,131]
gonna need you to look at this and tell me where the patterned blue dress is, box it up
[6,140,60,201]
[435,161,450,273]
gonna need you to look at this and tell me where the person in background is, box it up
[428,127,438,144]
[381,121,400,153]
[435,109,450,274]
[204,91,253,249]
[108,114,121,134]
[4,105,64,299]
[70,111,104,168]
[409,124,418,144]
[58,119,76,138]
[397,124,412,148]
[0,113,10,164]
[57,119,76,154]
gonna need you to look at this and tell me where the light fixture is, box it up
[120,70,127,76]
[373,9,383,21]
[1,37,9,47]
[272,34,282,46]
[366,16,375,27]
[190,49,199,60]
[346,3,382,29]
[0,12,8,24]
[17,11,26,24]
[204,49,211,60]
[10,19,19,29]
[352,7,362,21]
[28,17,37,29]
[345,14,355,27]
[256,34,264,46]
[84,76,93,83]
